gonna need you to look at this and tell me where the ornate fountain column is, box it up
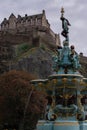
[30,7,87,130]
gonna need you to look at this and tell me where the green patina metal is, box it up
[53,41,81,74]
[30,8,87,130]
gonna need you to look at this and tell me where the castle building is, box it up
[0,10,60,46]
[0,10,60,74]
[1,10,50,31]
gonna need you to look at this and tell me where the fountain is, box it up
[30,8,87,130]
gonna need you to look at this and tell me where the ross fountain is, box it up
[30,8,87,130]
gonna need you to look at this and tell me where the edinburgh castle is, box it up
[0,10,60,75]
[0,10,60,58]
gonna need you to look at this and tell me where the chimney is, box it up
[42,10,45,15]
[25,14,28,17]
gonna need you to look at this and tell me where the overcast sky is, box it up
[0,0,87,56]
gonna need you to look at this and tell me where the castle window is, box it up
[37,18,42,25]
[32,19,35,25]
[28,20,31,25]
[31,18,33,25]
[1,24,4,30]
[25,19,28,23]
[35,17,37,25]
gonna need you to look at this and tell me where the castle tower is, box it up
[8,13,17,29]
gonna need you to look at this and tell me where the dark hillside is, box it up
[79,55,87,78]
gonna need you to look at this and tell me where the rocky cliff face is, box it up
[10,47,54,78]
[0,46,87,78]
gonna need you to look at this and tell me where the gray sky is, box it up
[0,0,87,56]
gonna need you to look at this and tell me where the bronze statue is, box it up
[60,7,71,42]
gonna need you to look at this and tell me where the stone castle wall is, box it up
[0,10,61,47]
[0,10,50,31]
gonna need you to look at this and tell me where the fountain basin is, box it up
[48,74,84,89]
[37,120,87,130]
